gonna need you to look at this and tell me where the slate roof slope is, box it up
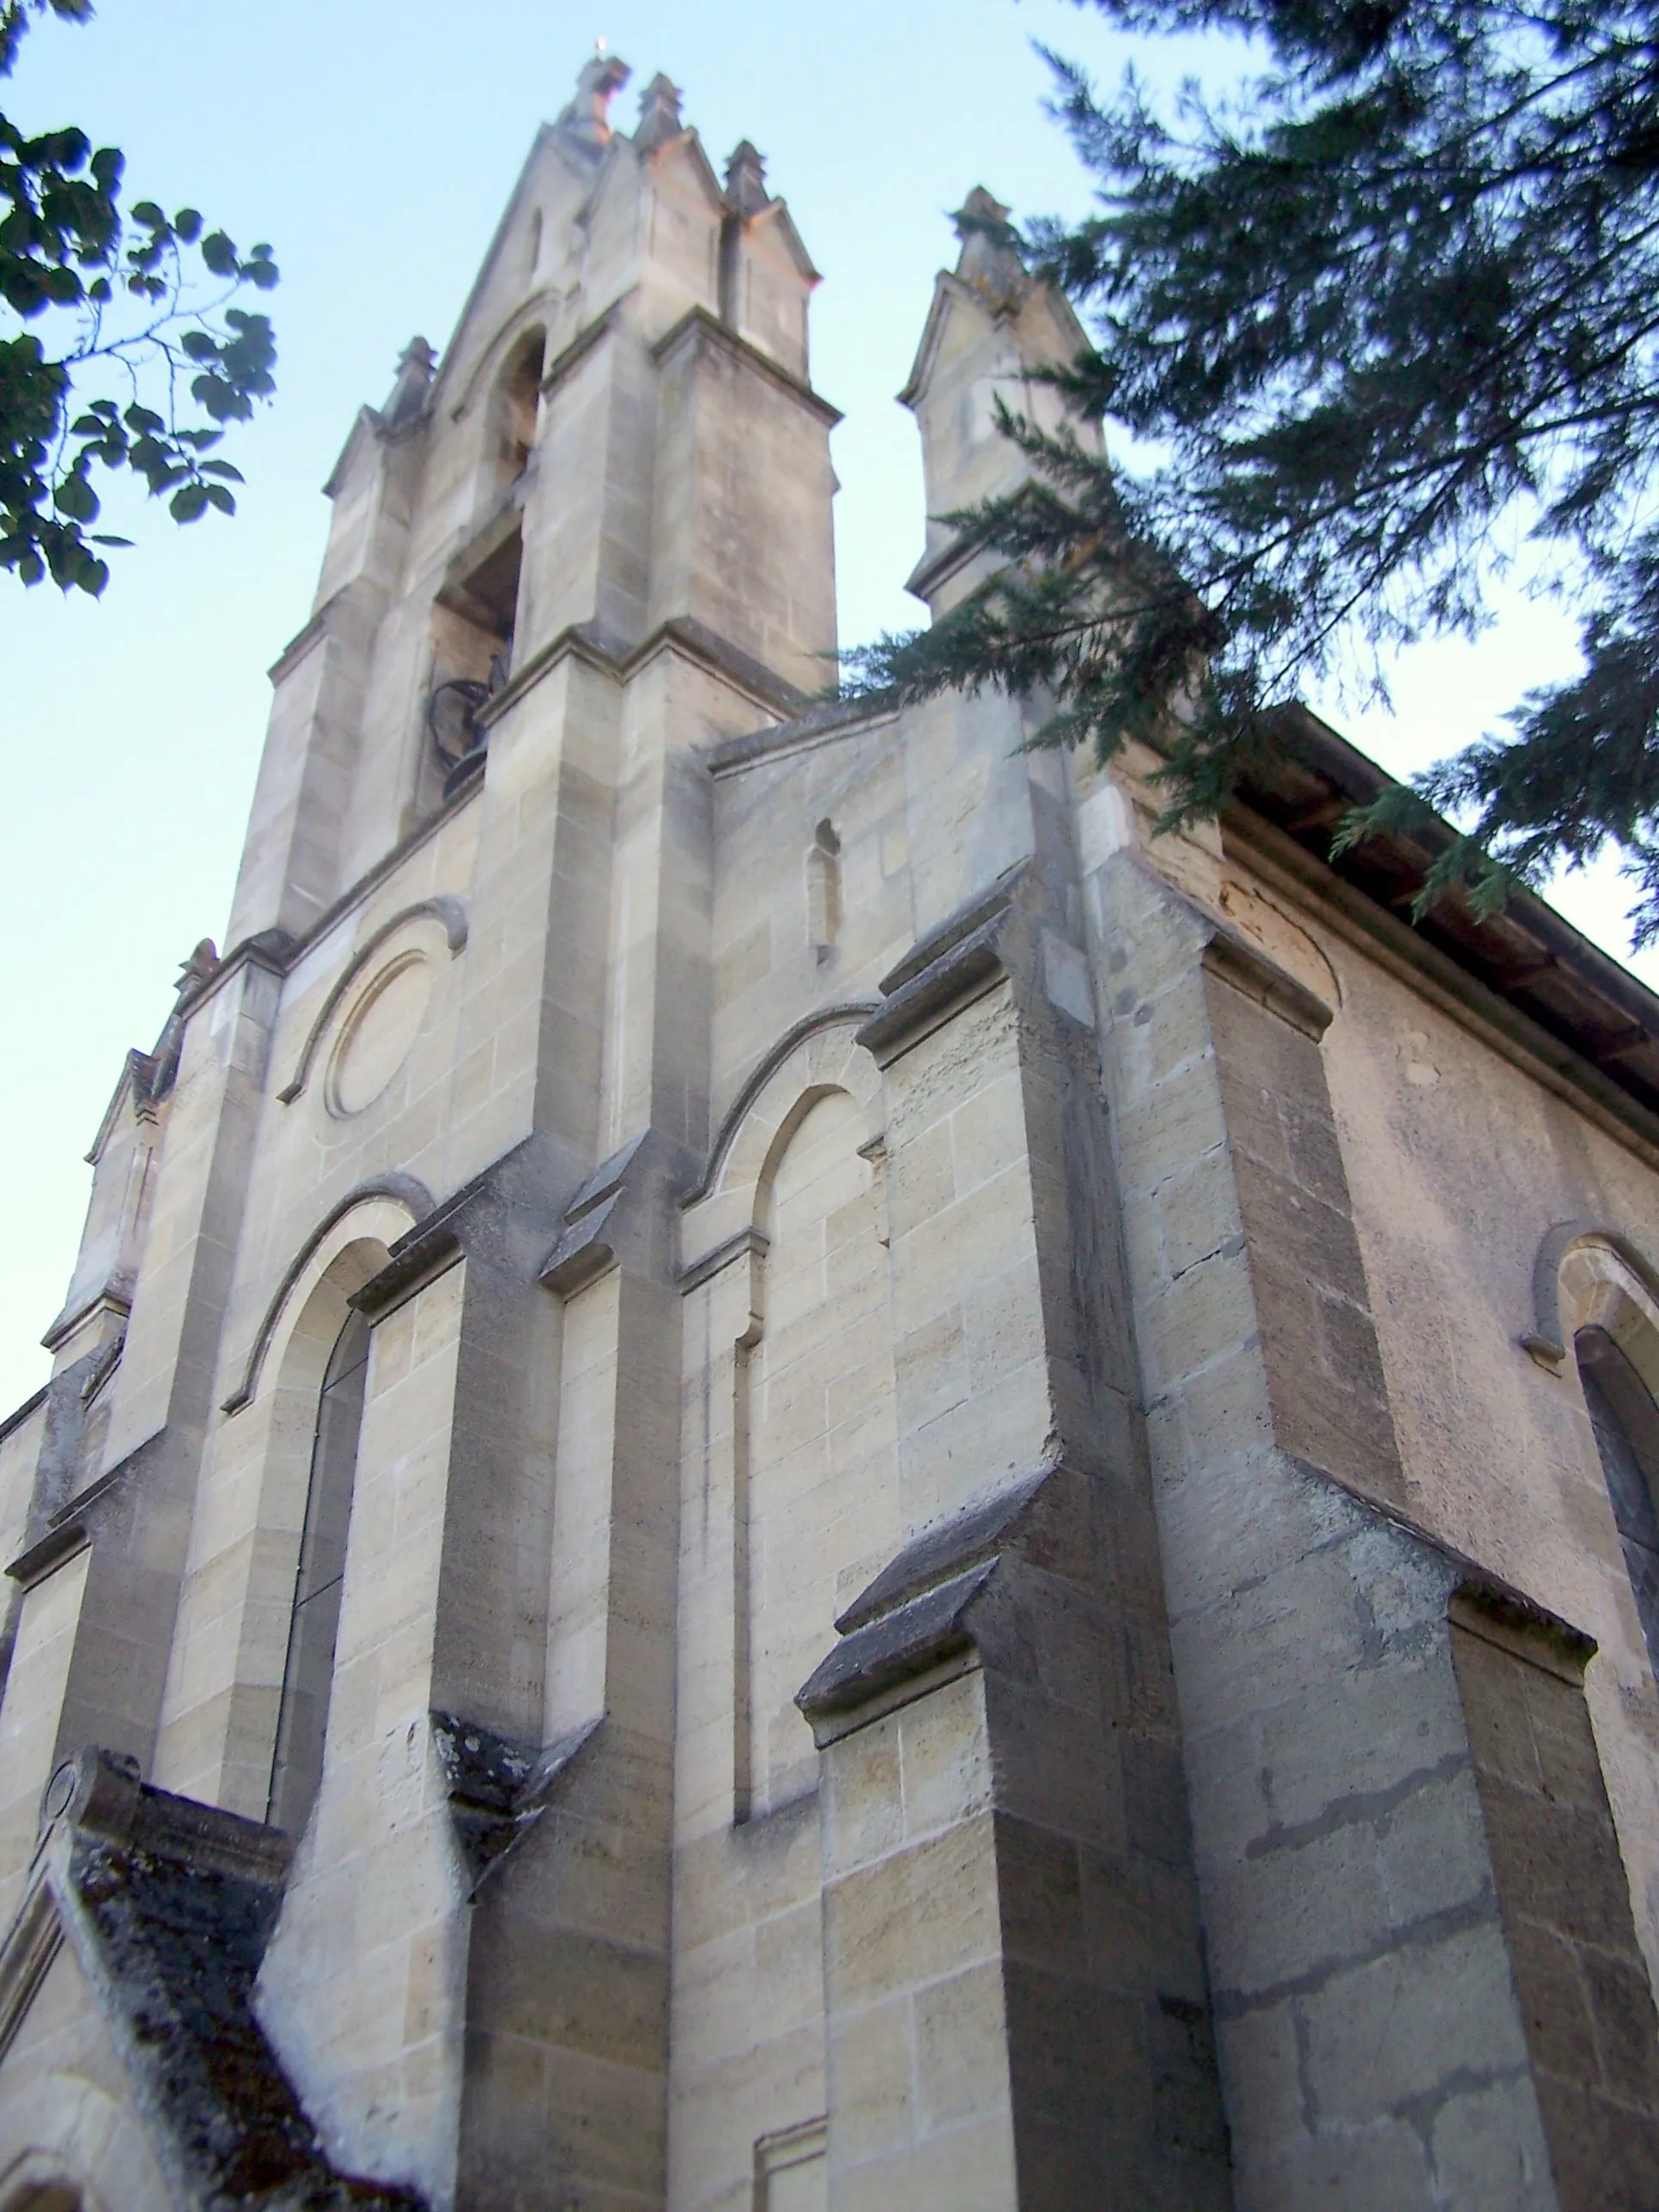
[0,1748,425,2212]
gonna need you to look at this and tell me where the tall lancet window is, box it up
[1577,1325,1659,1674]
[267,1310,370,1834]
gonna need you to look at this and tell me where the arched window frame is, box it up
[1528,1222,1659,1684]
[266,1304,371,1835]
[198,1194,418,1828]
[678,1012,890,1826]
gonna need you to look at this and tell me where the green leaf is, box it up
[169,482,210,523]
[173,207,202,242]
[204,482,234,514]
[53,471,97,520]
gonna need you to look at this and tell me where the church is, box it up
[3,51,1659,2211]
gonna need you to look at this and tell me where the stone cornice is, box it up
[706,697,899,778]
[1232,705,1659,1132]
[650,304,842,428]
[476,611,807,733]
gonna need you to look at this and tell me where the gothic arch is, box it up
[1526,1219,1659,1685]
[681,1005,881,1218]
[247,1201,409,1544]
[678,1014,896,1821]
[1523,1219,1659,1393]
[216,1192,422,1830]
[221,1175,433,1413]
[446,290,565,423]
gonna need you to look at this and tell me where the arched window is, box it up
[266,1309,370,1834]
[739,1089,897,1818]
[1577,1324,1659,1674]
[805,817,842,963]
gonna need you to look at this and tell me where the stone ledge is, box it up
[795,1461,1059,1745]
[1200,921,1334,1041]
[539,1193,621,1298]
[796,1560,994,1745]
[650,302,843,428]
[430,1711,600,1898]
[855,922,1005,1067]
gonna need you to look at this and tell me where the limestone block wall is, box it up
[1085,823,1659,2208]
[1291,874,1659,1991]
[0,1939,173,2212]
[0,1396,45,1681]
[671,696,1236,2209]
[1453,1601,1659,2200]
[673,1019,891,2212]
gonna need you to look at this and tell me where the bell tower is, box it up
[227,52,836,953]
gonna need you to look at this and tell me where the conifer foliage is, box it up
[1,0,277,596]
[851,3,1659,939]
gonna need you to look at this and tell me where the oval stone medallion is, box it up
[326,953,431,1117]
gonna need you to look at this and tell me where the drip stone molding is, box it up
[680,1003,881,1209]
[220,1173,435,1414]
[276,896,468,1105]
[1522,1218,1659,1372]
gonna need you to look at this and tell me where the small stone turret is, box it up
[899,182,1097,616]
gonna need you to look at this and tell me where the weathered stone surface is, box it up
[4,47,1659,2212]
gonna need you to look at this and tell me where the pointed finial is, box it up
[174,940,220,1001]
[556,49,632,148]
[951,185,1026,307]
[635,72,684,151]
[724,139,769,216]
[382,336,435,429]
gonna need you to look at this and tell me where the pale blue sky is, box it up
[0,0,1610,1409]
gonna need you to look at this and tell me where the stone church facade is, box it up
[3,52,1659,2212]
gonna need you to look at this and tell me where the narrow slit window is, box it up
[267,1309,370,1834]
[1576,1324,1659,1674]
[806,819,842,963]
